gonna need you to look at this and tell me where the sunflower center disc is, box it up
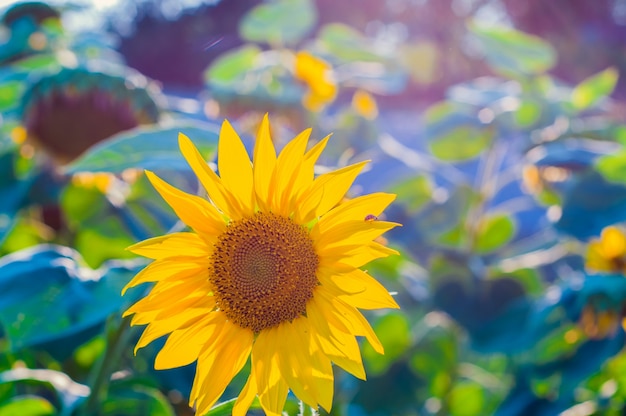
[210,212,319,332]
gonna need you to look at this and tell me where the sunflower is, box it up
[122,115,400,415]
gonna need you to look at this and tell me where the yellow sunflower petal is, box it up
[134,308,209,353]
[154,313,221,369]
[192,319,254,414]
[287,134,332,212]
[316,287,384,354]
[145,171,225,237]
[275,319,334,411]
[297,160,369,222]
[307,298,366,379]
[124,284,210,319]
[178,133,242,219]
[271,128,311,214]
[317,193,396,232]
[253,114,277,211]
[253,328,290,415]
[321,269,399,310]
[233,371,258,416]
[128,296,209,326]
[316,220,400,251]
[127,232,209,259]
[121,257,206,295]
[601,226,626,259]
[217,120,254,213]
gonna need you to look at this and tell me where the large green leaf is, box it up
[239,0,316,46]
[317,23,384,62]
[362,313,411,375]
[64,121,219,174]
[0,80,22,112]
[205,44,261,87]
[474,213,516,254]
[470,23,556,76]
[0,396,55,416]
[571,67,619,110]
[390,175,433,212]
[448,381,486,416]
[101,383,175,416]
[429,125,493,161]
[597,151,626,184]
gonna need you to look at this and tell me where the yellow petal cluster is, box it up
[586,226,626,274]
[294,51,337,112]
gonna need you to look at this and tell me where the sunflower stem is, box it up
[78,315,133,416]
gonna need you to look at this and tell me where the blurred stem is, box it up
[78,315,133,416]
[437,324,460,416]
[465,127,501,252]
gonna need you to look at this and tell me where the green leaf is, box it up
[448,381,485,416]
[0,396,55,416]
[0,80,22,112]
[0,368,89,412]
[239,0,316,46]
[102,384,174,416]
[390,175,432,212]
[572,67,619,110]
[474,213,516,254]
[597,151,626,184]
[491,268,544,296]
[531,325,583,365]
[470,23,556,76]
[64,121,219,174]
[514,99,542,127]
[429,125,493,161]
[204,397,263,416]
[362,313,410,375]
[205,44,261,87]
[317,23,383,62]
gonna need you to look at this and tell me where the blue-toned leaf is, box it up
[64,121,219,174]
[239,0,316,46]
[555,171,626,240]
[0,245,143,351]
[470,23,556,76]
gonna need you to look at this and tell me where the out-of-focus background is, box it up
[2,0,626,415]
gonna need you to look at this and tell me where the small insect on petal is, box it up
[364,214,378,222]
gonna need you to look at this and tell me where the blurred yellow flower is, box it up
[71,172,114,194]
[352,89,379,120]
[586,226,626,274]
[122,115,399,415]
[294,51,337,112]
